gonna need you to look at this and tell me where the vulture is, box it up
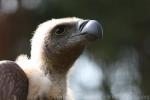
[0,17,103,100]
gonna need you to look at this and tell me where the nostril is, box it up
[78,20,89,32]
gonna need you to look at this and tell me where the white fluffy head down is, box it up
[30,17,81,63]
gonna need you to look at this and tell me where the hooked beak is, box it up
[72,20,103,41]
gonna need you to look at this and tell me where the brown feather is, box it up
[0,61,28,100]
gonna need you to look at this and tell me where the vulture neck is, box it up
[34,53,80,98]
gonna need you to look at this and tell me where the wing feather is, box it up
[0,61,28,100]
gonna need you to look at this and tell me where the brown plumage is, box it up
[0,17,102,100]
[0,61,28,100]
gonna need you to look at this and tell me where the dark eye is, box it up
[54,26,65,35]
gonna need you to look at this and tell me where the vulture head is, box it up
[30,17,103,73]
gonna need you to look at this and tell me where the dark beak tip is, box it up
[78,20,103,41]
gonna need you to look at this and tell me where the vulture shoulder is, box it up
[0,61,28,100]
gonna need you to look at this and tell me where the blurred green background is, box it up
[0,0,150,98]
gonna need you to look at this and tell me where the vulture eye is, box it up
[54,26,65,35]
